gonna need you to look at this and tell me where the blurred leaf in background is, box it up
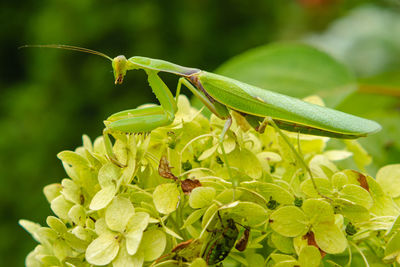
[305,4,400,173]
[1,0,399,266]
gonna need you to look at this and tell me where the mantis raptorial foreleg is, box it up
[103,70,177,166]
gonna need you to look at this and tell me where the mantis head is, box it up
[112,55,128,84]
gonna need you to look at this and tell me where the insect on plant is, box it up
[202,212,250,265]
[20,45,382,197]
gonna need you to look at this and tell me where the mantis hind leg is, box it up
[266,117,331,201]
[219,117,238,200]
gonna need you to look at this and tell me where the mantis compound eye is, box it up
[115,74,124,84]
[112,55,128,84]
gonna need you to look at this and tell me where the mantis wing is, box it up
[198,71,381,138]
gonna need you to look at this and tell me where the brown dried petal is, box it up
[181,179,202,195]
[158,155,177,181]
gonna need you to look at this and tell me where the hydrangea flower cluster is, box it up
[20,96,400,266]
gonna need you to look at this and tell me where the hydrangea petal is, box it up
[85,232,120,265]
[153,183,180,214]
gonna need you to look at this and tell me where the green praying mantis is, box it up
[21,45,381,197]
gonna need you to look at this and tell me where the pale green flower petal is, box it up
[43,183,62,203]
[189,187,216,209]
[125,212,150,256]
[153,183,180,214]
[323,150,353,161]
[302,199,334,224]
[313,223,347,254]
[377,164,400,198]
[339,184,373,209]
[61,179,81,204]
[270,206,308,237]
[46,216,67,233]
[190,258,208,267]
[19,220,41,243]
[105,196,135,232]
[86,232,120,265]
[113,240,144,267]
[139,229,166,262]
[98,163,121,188]
[50,195,74,221]
[298,245,321,267]
[89,185,116,211]
[68,204,86,226]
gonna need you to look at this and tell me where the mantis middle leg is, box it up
[178,78,236,197]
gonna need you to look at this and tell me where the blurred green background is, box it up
[1,0,400,266]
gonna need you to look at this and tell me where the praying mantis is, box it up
[21,45,381,196]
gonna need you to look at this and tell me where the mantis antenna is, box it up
[19,44,113,61]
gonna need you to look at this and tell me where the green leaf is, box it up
[216,43,356,108]
[153,183,180,214]
[302,199,334,225]
[270,206,308,237]
[298,245,321,267]
[377,164,400,198]
[189,187,216,209]
[313,223,347,254]
[139,229,166,261]
[85,232,120,265]
[89,185,116,211]
[105,196,135,232]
